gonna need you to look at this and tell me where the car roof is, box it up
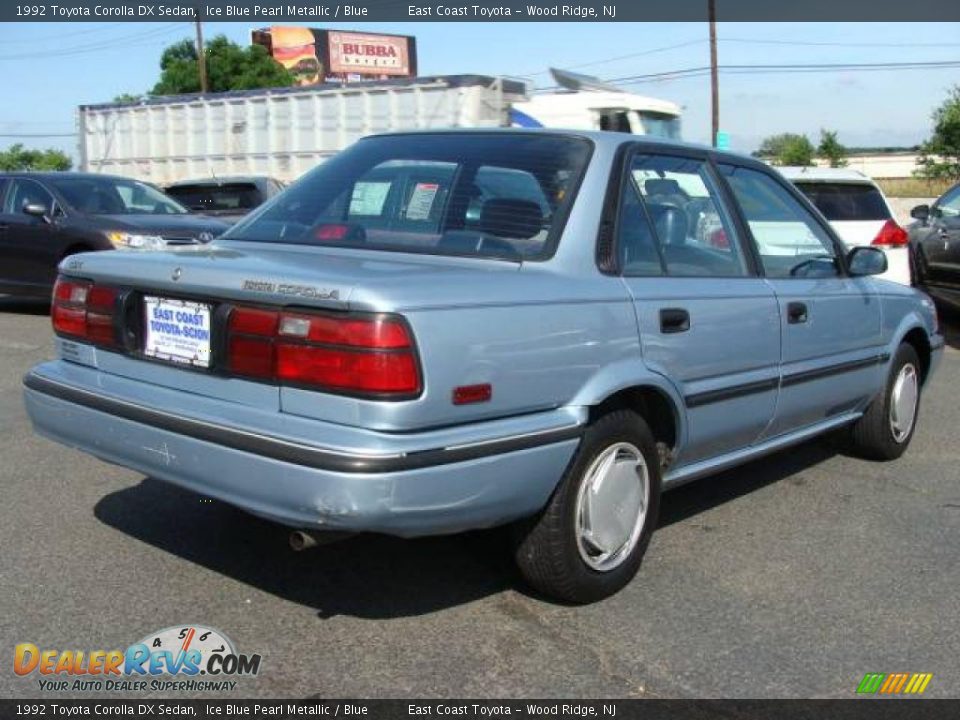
[0,171,145,182]
[777,166,878,185]
[362,127,762,166]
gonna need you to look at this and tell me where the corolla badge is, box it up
[171,267,182,281]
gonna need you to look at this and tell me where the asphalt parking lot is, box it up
[1,296,958,700]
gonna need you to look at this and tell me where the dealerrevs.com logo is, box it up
[14,625,261,693]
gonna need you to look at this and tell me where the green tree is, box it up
[754,133,815,166]
[0,144,71,171]
[113,93,143,104]
[915,85,960,182]
[817,129,848,168]
[151,36,294,95]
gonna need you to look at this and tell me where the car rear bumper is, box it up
[23,361,582,537]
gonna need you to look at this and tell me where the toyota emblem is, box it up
[171,267,182,281]
[198,231,214,243]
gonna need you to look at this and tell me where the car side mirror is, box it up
[22,203,50,223]
[909,204,930,222]
[848,246,888,277]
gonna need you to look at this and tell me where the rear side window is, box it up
[720,165,840,279]
[616,154,748,277]
[793,182,891,221]
[225,134,591,261]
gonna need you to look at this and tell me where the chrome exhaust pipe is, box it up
[289,529,354,551]
[289,530,319,552]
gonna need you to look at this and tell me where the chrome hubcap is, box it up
[575,442,648,573]
[889,363,919,444]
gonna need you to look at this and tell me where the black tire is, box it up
[514,409,662,604]
[846,343,922,461]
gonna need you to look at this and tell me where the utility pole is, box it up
[708,0,719,147]
[195,18,208,94]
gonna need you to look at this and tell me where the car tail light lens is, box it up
[227,306,421,398]
[51,276,119,348]
[871,219,909,247]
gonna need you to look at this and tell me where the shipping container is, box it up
[77,74,682,184]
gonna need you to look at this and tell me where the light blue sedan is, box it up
[23,130,944,603]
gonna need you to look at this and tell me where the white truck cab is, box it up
[511,90,682,139]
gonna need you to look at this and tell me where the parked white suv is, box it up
[779,167,912,286]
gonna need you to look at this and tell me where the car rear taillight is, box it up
[871,219,909,247]
[51,276,120,348]
[227,307,421,398]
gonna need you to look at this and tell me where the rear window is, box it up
[167,183,263,213]
[223,134,592,261]
[793,182,891,222]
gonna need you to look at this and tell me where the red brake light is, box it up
[227,307,421,398]
[871,219,909,247]
[51,276,119,348]
[314,224,351,241]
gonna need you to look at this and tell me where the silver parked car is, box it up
[24,130,943,603]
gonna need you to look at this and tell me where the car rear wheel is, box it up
[846,343,921,460]
[514,410,661,604]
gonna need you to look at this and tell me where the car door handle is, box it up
[659,308,690,334]
[787,302,808,324]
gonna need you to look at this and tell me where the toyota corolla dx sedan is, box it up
[23,131,943,603]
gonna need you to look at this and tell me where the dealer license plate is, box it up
[143,296,212,368]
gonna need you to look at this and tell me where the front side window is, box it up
[617,153,748,277]
[225,134,591,261]
[638,112,682,140]
[4,179,55,215]
[48,176,187,216]
[720,165,840,279]
[937,185,960,218]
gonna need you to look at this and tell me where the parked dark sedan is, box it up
[910,182,960,309]
[0,172,229,299]
[164,176,284,224]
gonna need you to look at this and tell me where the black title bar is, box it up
[7,0,960,22]
[4,700,960,719]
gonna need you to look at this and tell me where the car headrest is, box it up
[480,198,543,239]
[645,179,684,197]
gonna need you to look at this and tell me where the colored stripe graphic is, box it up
[856,673,886,693]
[857,672,932,695]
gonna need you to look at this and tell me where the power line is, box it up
[519,39,706,77]
[0,22,134,45]
[0,133,75,138]
[0,25,183,61]
[604,59,960,85]
[723,37,960,49]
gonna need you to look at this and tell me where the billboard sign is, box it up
[252,27,417,86]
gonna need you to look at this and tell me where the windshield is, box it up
[166,183,264,213]
[793,182,890,222]
[639,112,682,140]
[224,134,592,260]
[49,176,187,216]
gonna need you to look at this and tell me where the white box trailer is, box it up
[77,74,682,185]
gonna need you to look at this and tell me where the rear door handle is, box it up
[787,302,808,324]
[659,308,690,334]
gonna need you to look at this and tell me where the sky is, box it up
[1,20,958,161]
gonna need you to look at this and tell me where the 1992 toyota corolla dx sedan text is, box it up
[24,131,944,603]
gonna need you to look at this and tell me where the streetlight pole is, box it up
[709,0,719,147]
[195,18,209,93]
